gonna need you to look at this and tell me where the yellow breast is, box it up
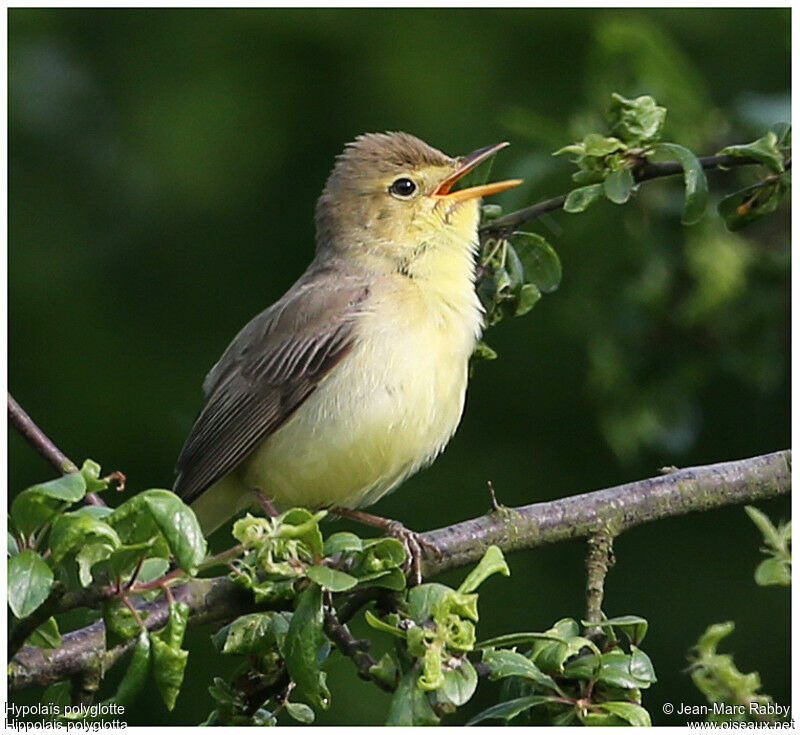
[240,265,481,510]
[191,222,483,532]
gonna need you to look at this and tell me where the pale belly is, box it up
[240,303,475,510]
[190,289,479,533]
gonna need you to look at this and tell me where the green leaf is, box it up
[48,508,121,586]
[717,177,789,230]
[49,510,121,563]
[97,540,159,582]
[481,203,503,221]
[511,232,562,293]
[597,701,652,726]
[466,695,555,726]
[580,615,649,644]
[347,537,406,590]
[107,489,206,574]
[22,472,86,502]
[356,567,407,591]
[472,340,498,361]
[529,619,590,674]
[438,659,478,708]
[581,711,629,726]
[476,631,572,649]
[151,636,188,711]
[583,133,626,157]
[482,648,559,691]
[770,122,791,146]
[407,582,454,624]
[138,558,170,583]
[323,531,363,556]
[8,532,19,556]
[564,183,605,213]
[585,648,657,689]
[608,93,667,145]
[285,583,329,708]
[79,459,109,495]
[369,652,399,689]
[364,609,407,639]
[214,611,284,655]
[8,550,54,618]
[514,283,541,316]
[150,602,190,710]
[158,601,190,650]
[25,616,62,649]
[654,142,708,225]
[103,597,144,646]
[75,542,117,586]
[275,507,326,557]
[754,558,791,587]
[112,630,151,707]
[458,545,510,593]
[688,621,771,711]
[744,506,783,550]
[629,646,657,685]
[505,243,525,290]
[306,565,358,592]
[11,473,87,535]
[694,621,735,658]
[385,665,439,726]
[284,701,315,724]
[603,167,635,204]
[718,131,785,174]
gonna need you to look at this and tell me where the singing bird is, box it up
[174,132,521,555]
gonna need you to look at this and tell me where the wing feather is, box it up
[174,264,369,505]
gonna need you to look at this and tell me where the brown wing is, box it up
[174,264,369,505]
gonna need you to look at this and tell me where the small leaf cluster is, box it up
[688,622,777,724]
[717,124,791,231]
[228,512,406,604]
[474,229,562,360]
[470,615,655,726]
[8,463,205,713]
[206,511,408,725]
[555,93,710,224]
[744,506,791,587]
[554,93,790,232]
[364,545,510,725]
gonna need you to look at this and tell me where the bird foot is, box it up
[329,506,440,585]
[383,520,441,585]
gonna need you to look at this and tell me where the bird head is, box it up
[315,132,521,269]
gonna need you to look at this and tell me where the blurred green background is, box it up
[8,7,790,726]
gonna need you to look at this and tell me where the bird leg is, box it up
[253,489,280,518]
[330,506,440,584]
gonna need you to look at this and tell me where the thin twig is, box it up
[479,153,781,238]
[8,393,106,506]
[323,606,394,693]
[583,533,615,638]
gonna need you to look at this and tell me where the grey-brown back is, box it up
[174,259,370,505]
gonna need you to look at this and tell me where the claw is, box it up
[384,521,440,585]
[329,506,440,585]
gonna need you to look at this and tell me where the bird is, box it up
[174,132,521,570]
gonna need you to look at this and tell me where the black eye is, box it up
[389,178,417,197]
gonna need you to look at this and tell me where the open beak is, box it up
[432,141,523,202]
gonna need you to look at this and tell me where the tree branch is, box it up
[8,449,789,693]
[8,393,79,475]
[421,450,789,577]
[583,533,615,638]
[479,153,779,238]
[8,393,107,506]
